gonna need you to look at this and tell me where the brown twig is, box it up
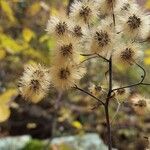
[74,85,105,105]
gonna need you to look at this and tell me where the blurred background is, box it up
[0,0,150,150]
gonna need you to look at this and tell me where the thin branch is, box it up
[97,54,110,62]
[105,56,113,150]
[110,98,121,124]
[74,85,105,105]
[112,62,148,92]
[141,83,150,86]
[80,53,109,62]
[80,55,98,64]
[80,53,95,57]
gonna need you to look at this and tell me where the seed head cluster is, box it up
[19,0,150,103]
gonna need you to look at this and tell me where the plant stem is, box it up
[105,57,112,150]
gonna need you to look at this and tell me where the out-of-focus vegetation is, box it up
[0,0,150,150]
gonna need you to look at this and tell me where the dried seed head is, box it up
[135,99,147,108]
[127,15,141,30]
[60,43,73,57]
[120,48,135,62]
[50,64,85,91]
[55,21,68,35]
[59,68,70,79]
[19,64,51,103]
[95,85,102,92]
[121,3,130,11]
[73,25,83,37]
[95,31,110,47]
[30,79,40,91]
[117,88,126,95]
[79,6,92,23]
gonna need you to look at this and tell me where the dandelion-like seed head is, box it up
[46,16,69,38]
[59,67,71,79]
[113,83,130,101]
[113,42,142,66]
[19,64,51,103]
[73,25,83,38]
[119,8,150,39]
[88,22,114,55]
[94,31,110,47]
[55,21,68,36]
[50,64,85,91]
[29,79,40,91]
[127,14,141,30]
[70,0,98,24]
[120,48,135,63]
[130,94,150,115]
[79,5,92,23]
[53,36,80,65]
[121,3,130,11]
[116,88,125,95]
[135,99,147,108]
[60,43,73,57]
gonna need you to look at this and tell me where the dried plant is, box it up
[19,0,150,149]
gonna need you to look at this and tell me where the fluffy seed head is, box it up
[120,48,135,63]
[118,9,150,39]
[113,42,143,66]
[73,25,83,38]
[50,63,85,91]
[55,21,68,35]
[53,35,80,65]
[130,94,150,115]
[19,64,51,103]
[86,22,114,56]
[127,15,141,30]
[70,0,99,24]
[46,16,68,38]
[112,82,130,101]
[94,31,110,47]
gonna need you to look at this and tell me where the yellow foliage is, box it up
[22,28,35,42]
[72,121,83,129]
[28,2,41,16]
[0,105,10,122]
[145,0,150,9]
[0,33,28,54]
[79,55,85,62]
[0,89,18,122]
[63,0,68,6]
[51,7,59,16]
[39,34,49,43]
[0,49,6,60]
[0,1,17,23]
[0,89,18,105]
[145,49,150,56]
[144,57,150,65]
[22,48,50,64]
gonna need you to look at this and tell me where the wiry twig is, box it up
[80,53,109,62]
[80,55,98,64]
[105,56,113,150]
[110,98,121,124]
[74,85,105,105]
[112,62,147,92]
[45,92,63,150]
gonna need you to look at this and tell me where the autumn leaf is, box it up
[22,28,35,42]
